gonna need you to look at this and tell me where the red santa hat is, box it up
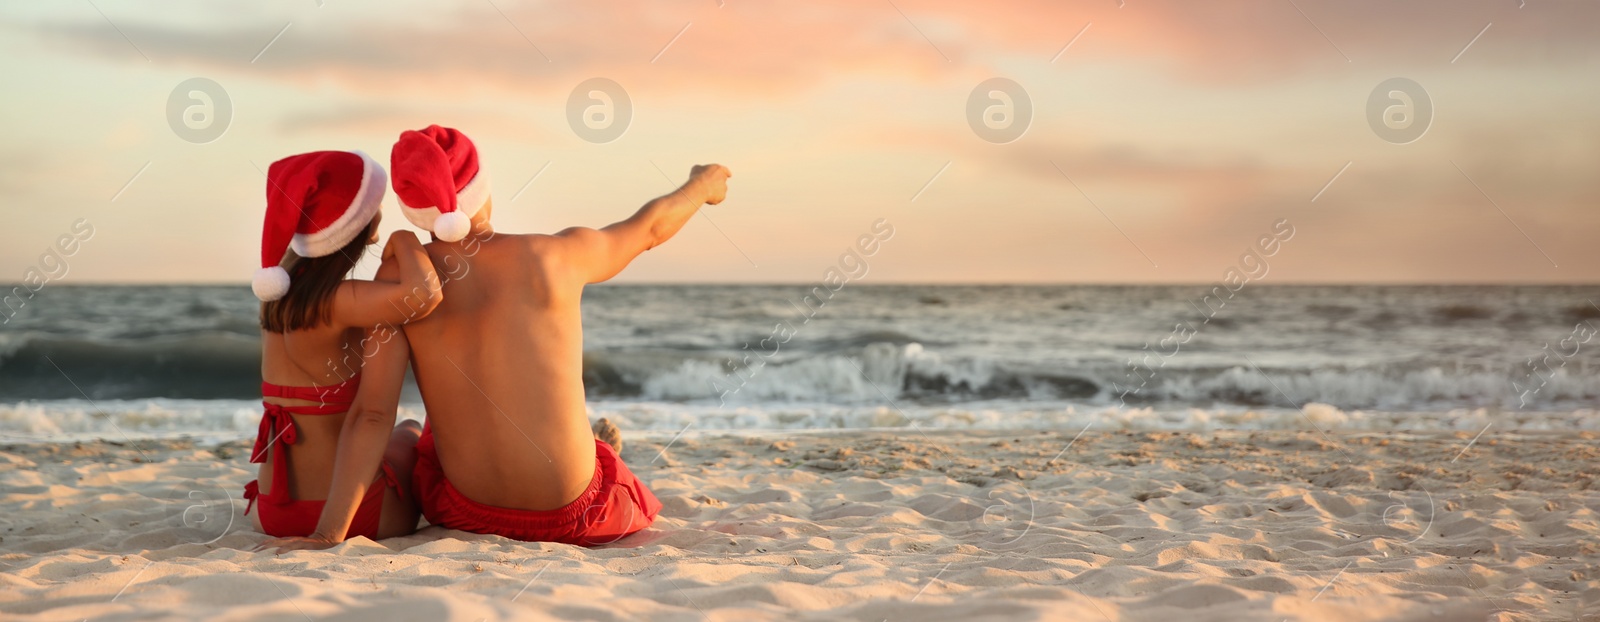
[390,125,489,243]
[252,150,386,301]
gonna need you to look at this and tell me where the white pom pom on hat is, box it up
[252,266,291,301]
[433,210,471,242]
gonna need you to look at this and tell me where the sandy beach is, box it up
[2,427,1594,621]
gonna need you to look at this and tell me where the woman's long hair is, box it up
[259,219,378,333]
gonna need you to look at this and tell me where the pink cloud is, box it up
[31,0,1600,98]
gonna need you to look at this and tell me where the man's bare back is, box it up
[403,219,597,509]
[401,164,731,511]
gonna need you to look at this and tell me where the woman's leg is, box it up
[375,419,424,538]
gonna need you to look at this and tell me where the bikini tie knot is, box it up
[250,403,299,464]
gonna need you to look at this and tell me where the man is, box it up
[261,125,730,550]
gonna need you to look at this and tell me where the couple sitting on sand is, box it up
[243,125,731,551]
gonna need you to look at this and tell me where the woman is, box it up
[244,150,442,539]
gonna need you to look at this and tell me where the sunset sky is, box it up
[1,0,1596,284]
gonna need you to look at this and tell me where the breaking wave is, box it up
[2,331,1594,411]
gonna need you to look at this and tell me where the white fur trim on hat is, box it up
[252,266,291,301]
[290,151,387,258]
[398,169,490,240]
[456,168,490,218]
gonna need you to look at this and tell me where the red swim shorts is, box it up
[412,427,662,545]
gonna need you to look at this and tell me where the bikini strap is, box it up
[260,374,362,404]
[378,461,408,503]
[242,479,259,515]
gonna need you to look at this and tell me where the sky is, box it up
[0,0,1596,284]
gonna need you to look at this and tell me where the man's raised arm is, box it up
[552,164,730,284]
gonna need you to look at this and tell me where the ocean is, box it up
[1,284,1597,442]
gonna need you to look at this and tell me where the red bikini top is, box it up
[250,375,362,466]
[260,374,361,406]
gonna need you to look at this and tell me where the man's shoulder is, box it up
[421,231,564,271]
[418,231,550,253]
